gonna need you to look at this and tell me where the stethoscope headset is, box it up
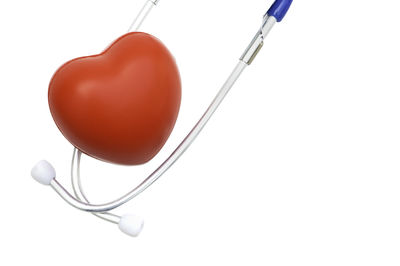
[31,0,293,237]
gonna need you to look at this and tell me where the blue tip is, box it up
[266,0,293,22]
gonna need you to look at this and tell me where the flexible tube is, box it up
[47,1,293,213]
[51,61,248,212]
[70,0,160,222]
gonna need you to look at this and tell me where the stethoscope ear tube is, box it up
[31,0,293,237]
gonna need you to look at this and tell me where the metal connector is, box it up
[240,16,277,65]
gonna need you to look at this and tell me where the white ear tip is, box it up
[31,160,56,185]
[118,214,144,237]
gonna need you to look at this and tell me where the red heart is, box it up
[48,32,181,165]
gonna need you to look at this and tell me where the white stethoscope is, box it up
[31,0,293,237]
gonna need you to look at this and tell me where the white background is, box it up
[0,0,399,265]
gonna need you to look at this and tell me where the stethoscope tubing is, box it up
[69,0,162,224]
[51,59,250,212]
[50,1,279,212]
[71,149,121,224]
[32,0,293,228]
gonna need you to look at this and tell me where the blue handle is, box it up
[266,0,293,22]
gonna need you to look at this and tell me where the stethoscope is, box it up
[31,0,293,237]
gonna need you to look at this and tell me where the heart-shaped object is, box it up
[48,32,181,165]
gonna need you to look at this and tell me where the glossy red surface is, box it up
[48,32,181,165]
